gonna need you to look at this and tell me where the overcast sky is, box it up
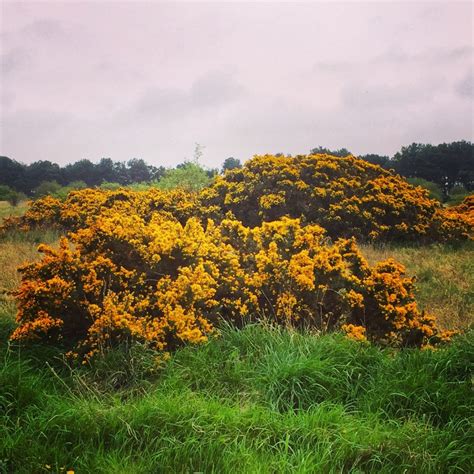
[1,1,473,168]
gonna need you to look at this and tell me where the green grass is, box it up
[0,200,28,224]
[1,320,472,473]
[360,241,474,330]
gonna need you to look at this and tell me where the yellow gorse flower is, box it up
[11,214,451,359]
[6,154,464,359]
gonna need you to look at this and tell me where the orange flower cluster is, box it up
[200,154,472,241]
[2,156,471,244]
[1,188,199,234]
[11,214,451,360]
[1,195,63,232]
[443,195,474,237]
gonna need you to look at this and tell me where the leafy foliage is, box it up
[392,141,474,194]
[201,154,472,242]
[156,161,212,192]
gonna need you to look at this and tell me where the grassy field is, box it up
[361,242,474,330]
[0,201,473,472]
[1,322,473,473]
[0,200,28,222]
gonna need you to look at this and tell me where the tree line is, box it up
[0,157,167,195]
[312,141,473,200]
[0,141,472,203]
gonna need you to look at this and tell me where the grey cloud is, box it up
[372,46,473,64]
[135,88,188,118]
[456,71,474,98]
[1,2,472,165]
[313,60,358,73]
[0,47,30,75]
[341,81,436,109]
[22,19,64,40]
[134,71,245,119]
[190,71,245,108]
[314,46,473,73]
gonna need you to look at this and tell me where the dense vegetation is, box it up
[201,154,472,241]
[1,140,472,203]
[0,150,472,472]
[1,322,473,473]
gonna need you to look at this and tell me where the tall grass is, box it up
[0,200,28,223]
[1,323,472,473]
[361,242,474,329]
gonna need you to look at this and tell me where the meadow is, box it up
[0,154,473,473]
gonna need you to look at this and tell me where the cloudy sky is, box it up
[1,1,472,168]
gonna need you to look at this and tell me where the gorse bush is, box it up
[11,214,452,361]
[1,187,199,233]
[444,194,474,235]
[201,154,472,241]
[4,153,470,360]
[2,154,471,242]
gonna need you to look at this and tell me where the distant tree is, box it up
[446,184,471,206]
[393,141,474,195]
[206,168,219,178]
[23,161,62,194]
[310,146,351,157]
[0,156,26,191]
[359,154,391,168]
[113,161,130,185]
[193,143,205,163]
[96,158,119,184]
[157,162,211,192]
[34,180,62,198]
[222,157,242,173]
[0,185,26,206]
[0,156,168,193]
[0,185,15,201]
[127,158,152,183]
[63,159,99,186]
[7,191,26,207]
[150,166,166,181]
[54,181,88,200]
[100,181,122,191]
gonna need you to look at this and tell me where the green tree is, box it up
[24,161,62,194]
[34,180,62,198]
[63,159,99,186]
[359,154,391,169]
[0,180,26,205]
[0,185,14,201]
[127,158,153,183]
[0,156,26,191]
[310,146,351,157]
[157,162,211,192]
[393,141,474,195]
[222,157,242,173]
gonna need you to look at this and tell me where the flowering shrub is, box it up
[10,214,250,360]
[220,218,452,347]
[200,154,472,242]
[1,188,199,234]
[1,195,62,232]
[11,215,451,360]
[443,195,474,238]
[2,155,471,244]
